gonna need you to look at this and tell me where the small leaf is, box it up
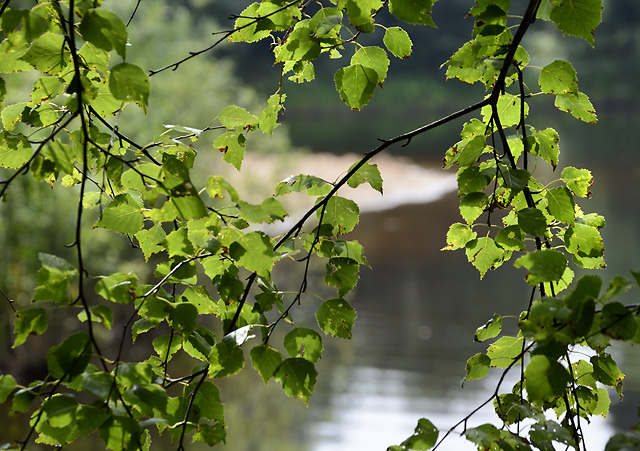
[275,174,331,196]
[315,298,356,338]
[95,272,138,304]
[347,162,383,193]
[400,418,439,450]
[546,187,575,224]
[539,60,578,96]
[561,166,593,197]
[320,196,359,235]
[475,314,502,342]
[517,207,548,236]
[209,341,245,378]
[465,237,506,278]
[459,192,487,225]
[13,308,48,348]
[555,91,597,123]
[383,26,412,58]
[487,335,523,368]
[46,332,92,380]
[514,249,568,286]
[250,345,283,384]
[284,327,323,363]
[214,131,246,171]
[218,105,259,130]
[95,193,145,235]
[442,223,477,251]
[0,375,17,403]
[464,353,491,383]
[274,358,317,405]
[389,0,436,26]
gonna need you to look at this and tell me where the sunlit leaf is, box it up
[274,357,317,405]
[525,355,571,403]
[109,63,150,111]
[315,298,356,338]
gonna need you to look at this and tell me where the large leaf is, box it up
[46,332,92,380]
[13,308,47,348]
[95,193,145,235]
[539,60,578,96]
[315,298,356,338]
[274,358,317,405]
[389,0,436,26]
[465,237,506,278]
[250,345,284,384]
[550,0,602,46]
[383,26,412,59]
[334,64,378,110]
[525,355,571,403]
[78,9,128,58]
[109,63,150,111]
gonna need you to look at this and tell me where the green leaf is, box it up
[206,175,239,202]
[136,223,167,261]
[320,196,359,235]
[274,21,321,61]
[40,393,78,428]
[486,335,523,368]
[218,105,259,130]
[546,187,575,224]
[0,132,32,168]
[228,3,273,43]
[514,249,568,285]
[33,253,78,304]
[334,64,378,110]
[389,0,436,26]
[475,314,502,342]
[13,308,47,347]
[464,353,491,383]
[383,26,412,59]
[530,420,576,449]
[209,340,245,378]
[95,193,145,235]
[20,33,69,74]
[78,9,128,59]
[0,374,17,403]
[539,60,578,96]
[152,334,183,360]
[601,302,637,340]
[459,192,487,225]
[555,91,597,123]
[214,131,246,171]
[442,223,477,251]
[274,357,317,405]
[109,63,150,111]
[533,127,560,169]
[315,298,356,338]
[591,353,624,399]
[325,257,360,296]
[517,207,548,236]
[250,345,284,384]
[465,237,506,278]
[311,14,342,38]
[342,0,382,27]
[46,332,92,380]
[561,166,593,197]
[565,223,603,258]
[222,229,275,277]
[351,46,389,84]
[275,174,332,196]
[482,93,528,128]
[259,93,285,134]
[347,162,383,193]
[165,302,198,336]
[238,198,287,224]
[284,327,323,363]
[525,355,571,403]
[181,286,218,315]
[457,166,491,195]
[465,424,501,449]
[605,431,640,451]
[401,418,439,450]
[550,0,603,46]
[95,272,138,304]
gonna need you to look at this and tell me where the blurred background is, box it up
[1,0,640,449]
